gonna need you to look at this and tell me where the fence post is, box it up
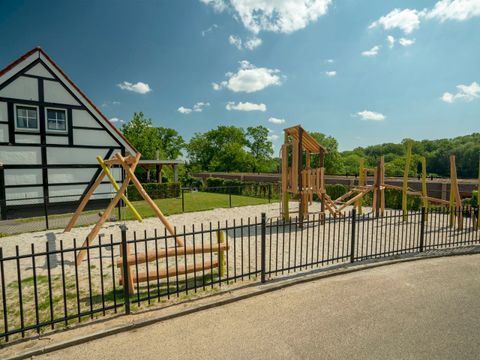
[261,212,266,283]
[420,207,426,252]
[120,225,131,315]
[43,195,49,230]
[350,208,356,263]
[181,188,185,213]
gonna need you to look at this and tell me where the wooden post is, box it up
[380,156,385,216]
[115,153,184,246]
[298,127,304,223]
[477,158,480,229]
[449,155,463,229]
[421,157,428,210]
[217,230,225,278]
[282,133,289,221]
[320,150,325,219]
[402,142,412,221]
[356,158,365,214]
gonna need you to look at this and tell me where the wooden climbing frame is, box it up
[65,152,183,265]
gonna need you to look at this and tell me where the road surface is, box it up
[41,254,480,360]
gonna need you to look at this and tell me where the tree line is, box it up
[121,113,479,180]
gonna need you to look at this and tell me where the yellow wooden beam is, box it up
[96,156,143,222]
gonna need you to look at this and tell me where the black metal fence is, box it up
[0,207,479,342]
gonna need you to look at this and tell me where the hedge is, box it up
[127,182,180,201]
[202,177,278,198]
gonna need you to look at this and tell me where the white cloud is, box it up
[177,102,210,114]
[268,117,286,124]
[228,35,262,50]
[441,81,480,103]
[268,134,280,141]
[357,110,386,121]
[200,0,227,12]
[325,71,337,77]
[201,0,332,34]
[226,101,267,111]
[213,60,283,93]
[109,117,119,123]
[202,24,219,36]
[325,59,334,64]
[369,8,423,34]
[362,45,380,57]
[399,37,416,46]
[117,81,152,94]
[426,0,480,21]
[387,35,396,48]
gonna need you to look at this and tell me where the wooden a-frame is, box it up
[65,152,183,265]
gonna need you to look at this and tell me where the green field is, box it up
[123,191,270,220]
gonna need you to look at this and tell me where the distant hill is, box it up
[340,133,480,178]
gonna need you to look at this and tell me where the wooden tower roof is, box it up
[284,125,327,154]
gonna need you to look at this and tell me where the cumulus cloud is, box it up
[228,35,262,50]
[387,35,396,48]
[426,0,480,22]
[357,110,386,121]
[441,81,480,103]
[369,8,423,34]
[399,37,416,46]
[268,134,280,141]
[268,117,286,124]
[226,101,267,111]
[362,45,380,57]
[201,0,332,34]
[117,81,152,94]
[177,102,210,114]
[325,71,337,77]
[325,59,334,64]
[212,60,283,93]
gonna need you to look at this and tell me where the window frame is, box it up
[14,104,40,132]
[45,107,68,133]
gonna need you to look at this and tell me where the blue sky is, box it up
[0,0,479,151]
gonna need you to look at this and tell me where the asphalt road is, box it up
[40,255,480,360]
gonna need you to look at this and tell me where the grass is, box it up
[9,192,270,226]
[123,191,270,220]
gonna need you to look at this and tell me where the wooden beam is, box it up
[115,153,184,246]
[402,142,412,221]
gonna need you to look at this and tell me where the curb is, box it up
[5,246,480,360]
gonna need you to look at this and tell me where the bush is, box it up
[202,177,278,198]
[127,182,180,201]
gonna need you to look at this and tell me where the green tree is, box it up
[310,132,345,174]
[156,127,185,159]
[121,112,162,159]
[246,126,274,172]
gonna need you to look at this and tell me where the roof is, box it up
[0,47,136,154]
[284,125,327,154]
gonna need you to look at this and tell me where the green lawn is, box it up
[123,191,270,220]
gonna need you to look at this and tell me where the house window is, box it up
[46,109,67,131]
[16,106,38,130]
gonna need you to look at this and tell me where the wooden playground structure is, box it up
[280,126,476,229]
[64,152,228,294]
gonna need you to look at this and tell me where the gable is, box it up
[0,48,136,154]
[24,62,54,79]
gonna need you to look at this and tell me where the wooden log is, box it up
[334,190,356,203]
[116,243,230,267]
[120,260,219,285]
[336,189,371,213]
[64,170,106,232]
[281,141,289,221]
[76,153,141,265]
[119,243,135,295]
[402,142,412,220]
[116,153,184,246]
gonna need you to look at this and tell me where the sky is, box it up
[0,0,479,152]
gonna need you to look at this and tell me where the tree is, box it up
[156,127,185,160]
[186,126,254,172]
[121,112,162,159]
[310,132,345,174]
[246,126,274,172]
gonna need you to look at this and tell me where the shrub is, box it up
[127,182,180,201]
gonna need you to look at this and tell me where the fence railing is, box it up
[0,206,479,342]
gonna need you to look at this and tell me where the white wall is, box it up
[15,133,41,144]
[0,76,38,101]
[48,183,115,203]
[0,101,7,122]
[43,80,80,106]
[0,146,42,164]
[46,147,120,165]
[73,128,119,147]
[72,109,102,128]
[46,136,69,145]
[0,124,8,142]
[4,168,42,186]
[24,63,54,79]
[6,186,43,205]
